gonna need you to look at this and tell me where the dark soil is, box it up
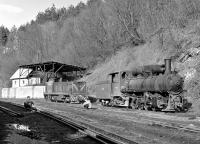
[0,101,102,144]
[0,111,16,143]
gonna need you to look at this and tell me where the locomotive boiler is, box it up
[121,59,188,112]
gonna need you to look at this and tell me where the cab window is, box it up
[111,73,119,83]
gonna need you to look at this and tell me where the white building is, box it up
[10,68,41,88]
[2,68,44,99]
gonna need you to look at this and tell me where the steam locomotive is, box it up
[121,59,188,112]
[95,59,189,112]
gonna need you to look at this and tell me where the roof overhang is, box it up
[19,61,86,73]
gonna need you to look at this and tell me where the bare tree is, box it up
[108,0,144,45]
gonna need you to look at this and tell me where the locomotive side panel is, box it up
[45,82,53,94]
[72,81,87,96]
[95,81,111,100]
[44,81,87,103]
[53,82,72,94]
[110,82,121,97]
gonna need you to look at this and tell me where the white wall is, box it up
[2,86,45,99]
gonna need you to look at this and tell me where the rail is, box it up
[0,105,24,117]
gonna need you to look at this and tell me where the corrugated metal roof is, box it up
[10,68,32,80]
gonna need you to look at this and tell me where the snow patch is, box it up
[9,124,31,132]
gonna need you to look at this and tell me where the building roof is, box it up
[19,61,86,72]
[10,68,32,80]
[27,71,45,78]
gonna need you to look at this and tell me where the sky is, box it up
[0,0,88,29]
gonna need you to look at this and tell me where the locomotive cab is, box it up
[95,71,131,107]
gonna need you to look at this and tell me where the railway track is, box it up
[57,104,200,134]
[0,101,138,144]
[0,105,24,117]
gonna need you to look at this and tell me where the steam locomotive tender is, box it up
[121,59,188,112]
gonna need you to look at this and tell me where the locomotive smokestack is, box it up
[164,59,171,74]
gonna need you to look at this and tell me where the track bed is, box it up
[0,101,108,144]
